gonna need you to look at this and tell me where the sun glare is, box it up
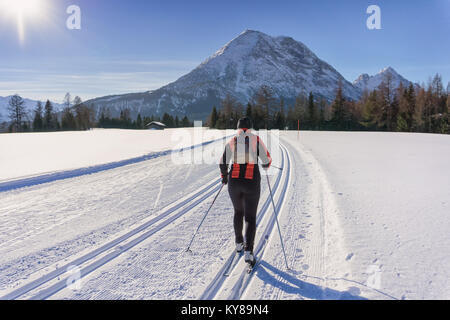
[0,0,46,43]
[1,0,43,16]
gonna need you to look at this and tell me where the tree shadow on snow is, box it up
[256,261,368,300]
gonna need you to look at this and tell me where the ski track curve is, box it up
[1,177,221,300]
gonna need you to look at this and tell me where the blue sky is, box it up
[0,0,449,102]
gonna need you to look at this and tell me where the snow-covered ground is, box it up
[277,131,450,300]
[0,129,449,300]
[0,128,224,181]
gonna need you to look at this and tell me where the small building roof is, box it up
[146,121,167,127]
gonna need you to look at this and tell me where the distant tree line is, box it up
[5,73,449,134]
[5,92,194,133]
[6,93,95,133]
[97,111,193,129]
[208,73,450,134]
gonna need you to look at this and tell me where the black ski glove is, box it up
[262,163,270,170]
[221,175,228,185]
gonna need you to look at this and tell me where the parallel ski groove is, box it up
[30,184,223,300]
[1,178,221,300]
[228,144,291,300]
[199,144,287,300]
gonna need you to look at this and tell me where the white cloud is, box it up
[0,59,199,102]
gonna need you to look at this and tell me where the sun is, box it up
[0,0,46,43]
[0,0,44,18]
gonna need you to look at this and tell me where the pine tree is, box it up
[61,107,76,131]
[253,85,275,129]
[330,82,347,130]
[136,114,143,129]
[64,92,71,109]
[73,96,82,107]
[318,99,327,129]
[210,106,218,128]
[276,98,286,130]
[54,114,61,131]
[98,111,106,128]
[307,92,316,129]
[414,87,426,132]
[33,101,44,132]
[378,72,396,131]
[431,74,446,114]
[162,113,175,128]
[181,116,191,127]
[396,115,409,132]
[405,83,416,131]
[43,100,54,131]
[246,103,252,119]
[423,84,434,132]
[294,92,308,129]
[446,86,450,116]
[118,108,130,128]
[390,93,400,131]
[8,94,26,132]
[221,94,237,129]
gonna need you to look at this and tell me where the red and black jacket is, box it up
[219,129,272,181]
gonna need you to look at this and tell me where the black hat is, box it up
[237,117,253,130]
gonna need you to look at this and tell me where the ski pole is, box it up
[266,174,289,269]
[186,183,224,252]
[271,165,283,171]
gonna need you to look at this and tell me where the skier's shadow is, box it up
[256,261,368,300]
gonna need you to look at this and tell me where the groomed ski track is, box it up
[1,134,370,300]
[2,179,222,300]
[199,144,291,300]
[3,131,448,300]
[1,134,292,300]
[1,136,229,300]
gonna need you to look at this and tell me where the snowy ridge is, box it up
[353,67,415,92]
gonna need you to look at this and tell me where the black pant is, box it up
[228,177,261,253]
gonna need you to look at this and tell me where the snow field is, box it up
[2,129,448,300]
[245,136,364,300]
[0,136,226,298]
[279,131,450,299]
[0,128,225,182]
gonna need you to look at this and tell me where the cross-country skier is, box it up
[219,117,272,269]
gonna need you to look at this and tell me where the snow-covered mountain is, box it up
[353,67,414,92]
[85,30,361,120]
[0,96,64,123]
